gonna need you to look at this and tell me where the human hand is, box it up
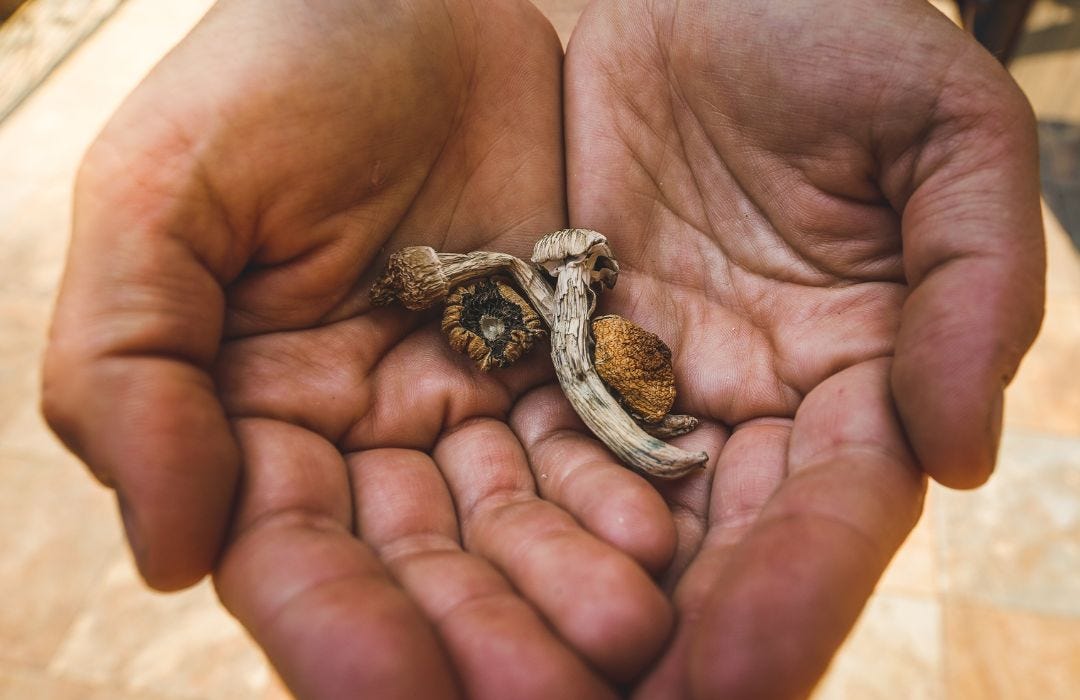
[520,0,1041,696]
[42,1,677,697]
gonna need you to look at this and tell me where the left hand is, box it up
[506,0,1045,696]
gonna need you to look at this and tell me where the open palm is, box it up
[45,1,674,696]
[542,1,1042,696]
[43,0,1044,698]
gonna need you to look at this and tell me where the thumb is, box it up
[889,66,1044,489]
[42,132,242,591]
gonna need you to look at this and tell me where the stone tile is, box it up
[0,184,71,302]
[927,0,961,24]
[0,352,71,467]
[0,0,217,300]
[0,298,49,433]
[49,554,289,700]
[1004,204,1080,437]
[532,0,586,46]
[0,451,121,667]
[936,430,1080,616]
[0,661,174,700]
[1043,203,1080,299]
[813,593,943,700]
[944,600,1080,699]
[1011,1,1080,124]
[1005,295,1080,437]
[878,487,938,597]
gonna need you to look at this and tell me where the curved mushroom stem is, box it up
[536,230,708,479]
[371,247,554,323]
[436,252,554,324]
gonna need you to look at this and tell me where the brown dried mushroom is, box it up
[370,230,708,478]
[591,314,675,423]
[442,279,545,371]
[531,230,707,478]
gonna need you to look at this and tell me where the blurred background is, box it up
[0,1,1076,698]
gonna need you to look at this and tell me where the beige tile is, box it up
[1005,294,1080,437]
[0,184,71,302]
[1012,1,1080,123]
[0,298,48,432]
[1043,205,1080,298]
[944,600,1080,700]
[49,555,289,700]
[532,0,586,46]
[813,593,944,700]
[0,660,174,700]
[0,0,217,298]
[0,0,214,153]
[936,430,1080,616]
[0,394,67,466]
[878,487,938,597]
[0,351,70,466]
[927,0,962,24]
[1003,204,1080,438]
[0,451,121,667]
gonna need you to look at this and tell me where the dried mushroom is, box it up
[442,279,545,371]
[370,230,708,479]
[591,314,675,423]
[532,230,707,478]
[370,246,450,310]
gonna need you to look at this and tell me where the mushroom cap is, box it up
[531,229,619,288]
[442,279,545,371]
[591,314,676,423]
[370,246,449,310]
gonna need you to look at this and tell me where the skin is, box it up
[550,1,1044,696]
[41,0,1044,698]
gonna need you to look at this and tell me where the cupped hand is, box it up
[42,0,1047,697]
[42,1,677,697]
[516,0,1042,696]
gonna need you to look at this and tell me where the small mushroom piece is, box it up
[591,314,675,423]
[442,279,546,371]
[591,314,699,438]
[533,229,708,479]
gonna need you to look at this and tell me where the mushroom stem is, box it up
[436,252,554,324]
[545,245,708,479]
[371,247,554,323]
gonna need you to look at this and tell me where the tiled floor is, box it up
[1,1,1077,698]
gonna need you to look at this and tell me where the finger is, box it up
[888,73,1044,488]
[215,419,458,700]
[433,419,672,682]
[685,359,925,699]
[510,385,677,574]
[632,419,789,699]
[41,158,240,590]
[348,448,616,700]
